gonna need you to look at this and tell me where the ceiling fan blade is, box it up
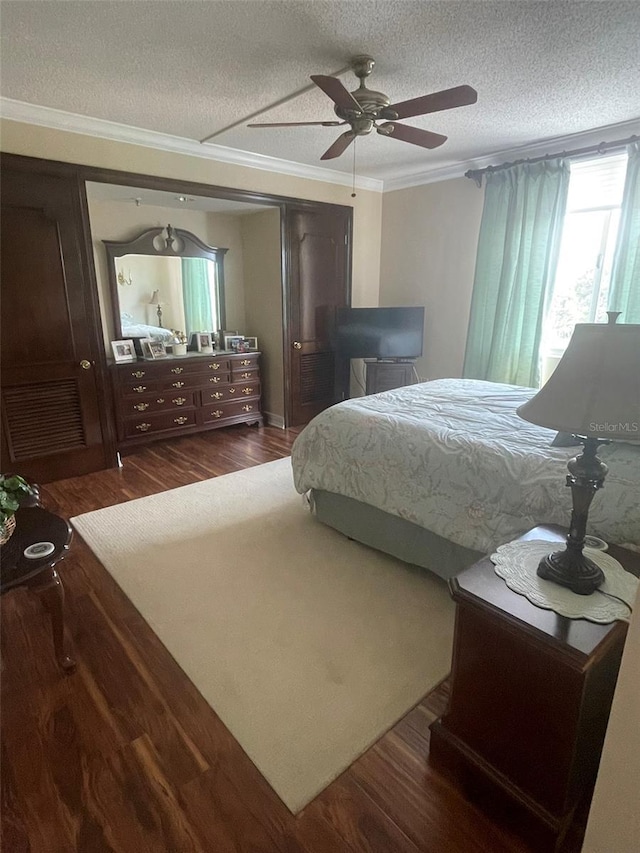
[377,123,448,149]
[248,120,345,128]
[320,131,356,160]
[388,85,478,120]
[311,75,362,112]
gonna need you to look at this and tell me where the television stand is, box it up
[365,359,417,395]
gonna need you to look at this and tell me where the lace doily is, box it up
[490,540,638,624]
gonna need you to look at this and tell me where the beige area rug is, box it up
[71,458,455,813]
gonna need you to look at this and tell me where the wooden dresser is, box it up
[111,352,262,449]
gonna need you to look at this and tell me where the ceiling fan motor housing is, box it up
[333,88,397,130]
[332,54,398,133]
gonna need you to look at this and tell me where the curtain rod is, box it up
[465,133,639,186]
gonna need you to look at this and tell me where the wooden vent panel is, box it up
[2,380,86,460]
[299,352,334,404]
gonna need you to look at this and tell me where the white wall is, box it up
[379,177,484,380]
[241,208,285,424]
[582,584,640,853]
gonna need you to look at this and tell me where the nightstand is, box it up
[429,525,639,853]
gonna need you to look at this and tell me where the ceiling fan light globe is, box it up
[352,117,374,136]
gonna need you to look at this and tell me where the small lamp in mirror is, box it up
[516,315,640,595]
[149,290,163,327]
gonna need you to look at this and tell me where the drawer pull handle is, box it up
[208,363,221,370]
[156,398,165,404]
[132,370,146,378]
[173,416,188,425]
[210,377,221,383]
[241,372,252,379]
[240,359,251,366]
[136,422,151,432]
[172,397,187,406]
[171,367,184,374]
[172,381,185,388]
[134,402,150,411]
[242,404,253,412]
[133,385,147,393]
[229,387,236,394]
[242,387,253,395]
[211,392,223,400]
[211,409,224,418]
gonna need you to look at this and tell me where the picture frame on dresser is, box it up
[244,336,258,351]
[141,339,167,360]
[224,334,244,352]
[111,339,136,362]
[196,332,213,353]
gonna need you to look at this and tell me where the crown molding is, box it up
[382,117,640,192]
[0,98,384,193]
[3,98,638,195]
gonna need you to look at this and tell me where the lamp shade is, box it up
[517,323,640,442]
[149,289,161,305]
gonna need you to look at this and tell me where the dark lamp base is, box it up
[537,550,605,596]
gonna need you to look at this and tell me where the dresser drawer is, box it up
[121,391,196,415]
[233,367,260,382]
[230,380,260,399]
[165,358,231,376]
[200,398,260,423]
[123,409,197,439]
[120,379,161,397]
[118,365,155,382]
[202,380,260,404]
[158,374,216,392]
[231,355,260,373]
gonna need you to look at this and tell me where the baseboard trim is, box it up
[264,411,285,429]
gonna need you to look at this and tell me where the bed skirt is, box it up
[310,490,484,581]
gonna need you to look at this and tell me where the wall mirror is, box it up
[104,224,227,345]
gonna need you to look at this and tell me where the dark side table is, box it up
[1,506,76,672]
[429,525,639,853]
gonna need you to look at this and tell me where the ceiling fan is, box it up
[248,56,477,160]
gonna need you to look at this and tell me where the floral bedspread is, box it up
[291,379,640,554]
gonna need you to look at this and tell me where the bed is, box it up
[120,312,175,343]
[291,379,640,580]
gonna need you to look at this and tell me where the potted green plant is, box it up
[0,474,34,544]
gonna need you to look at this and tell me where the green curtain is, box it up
[608,142,640,322]
[182,258,213,333]
[462,158,570,387]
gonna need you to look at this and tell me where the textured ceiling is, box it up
[2,1,640,183]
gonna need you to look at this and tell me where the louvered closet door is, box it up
[1,168,110,483]
[287,205,352,426]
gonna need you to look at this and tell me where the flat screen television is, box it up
[335,306,425,359]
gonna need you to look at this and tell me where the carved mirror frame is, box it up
[104,223,228,341]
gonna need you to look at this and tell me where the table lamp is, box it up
[516,315,640,595]
[149,289,163,327]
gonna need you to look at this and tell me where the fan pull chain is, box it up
[351,137,357,198]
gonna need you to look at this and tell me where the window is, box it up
[541,153,628,356]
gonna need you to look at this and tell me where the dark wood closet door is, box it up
[285,205,352,427]
[1,168,111,482]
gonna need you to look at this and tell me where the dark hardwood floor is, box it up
[1,425,533,853]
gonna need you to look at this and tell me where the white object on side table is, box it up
[491,539,638,624]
